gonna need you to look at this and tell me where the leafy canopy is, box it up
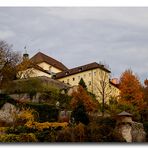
[119,69,145,114]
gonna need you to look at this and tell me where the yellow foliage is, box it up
[0,127,7,133]
[17,108,68,131]
[17,109,35,122]
[25,121,68,131]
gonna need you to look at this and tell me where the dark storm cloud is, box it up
[0,7,147,82]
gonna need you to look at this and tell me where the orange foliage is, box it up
[70,85,97,112]
[119,69,145,110]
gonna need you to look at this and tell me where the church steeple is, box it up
[23,46,29,61]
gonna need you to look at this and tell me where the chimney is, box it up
[111,78,119,84]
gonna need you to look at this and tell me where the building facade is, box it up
[55,62,120,102]
[19,52,120,103]
[18,52,68,78]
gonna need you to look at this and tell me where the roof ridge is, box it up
[62,62,109,72]
[67,62,98,70]
[56,62,111,79]
[30,52,68,71]
[36,52,63,64]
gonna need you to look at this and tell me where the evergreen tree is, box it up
[71,103,89,125]
[79,78,87,90]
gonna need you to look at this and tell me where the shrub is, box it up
[57,123,86,142]
[0,133,37,142]
[86,117,123,142]
[25,103,59,122]
[73,123,86,142]
[35,130,51,142]
[6,126,37,134]
[35,128,58,142]
[14,108,37,126]
[71,103,89,125]
[56,126,73,142]
[86,122,104,142]
[58,93,72,110]
[0,127,7,134]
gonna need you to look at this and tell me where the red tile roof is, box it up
[55,62,111,79]
[30,52,68,71]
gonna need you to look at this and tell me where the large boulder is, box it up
[131,122,146,142]
[0,103,19,125]
[115,121,146,142]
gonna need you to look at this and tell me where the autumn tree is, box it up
[16,58,35,79]
[70,85,97,112]
[119,69,145,119]
[70,85,98,124]
[143,79,148,103]
[0,41,21,88]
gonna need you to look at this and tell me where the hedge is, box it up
[25,102,59,122]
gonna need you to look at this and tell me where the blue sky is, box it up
[0,7,148,82]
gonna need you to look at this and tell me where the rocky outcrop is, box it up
[10,93,39,103]
[115,121,146,142]
[115,111,146,142]
[115,123,132,142]
[131,122,146,142]
[0,103,20,125]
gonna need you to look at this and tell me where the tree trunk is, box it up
[102,96,105,117]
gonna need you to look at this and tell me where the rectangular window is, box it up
[89,73,91,77]
[84,74,86,78]
[89,81,91,85]
[78,76,80,80]
[94,71,96,76]
[67,79,69,83]
[73,78,75,81]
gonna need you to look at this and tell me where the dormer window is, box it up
[65,71,69,75]
[79,67,83,72]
